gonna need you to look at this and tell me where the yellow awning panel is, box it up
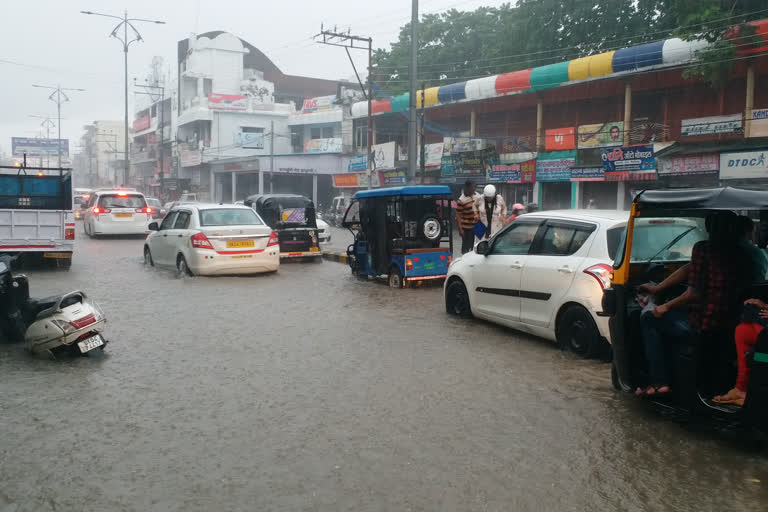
[568,57,590,81]
[589,51,615,77]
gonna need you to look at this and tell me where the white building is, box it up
[78,120,125,187]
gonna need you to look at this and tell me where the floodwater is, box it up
[1,228,767,511]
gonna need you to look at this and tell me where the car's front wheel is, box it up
[556,304,601,358]
[445,280,472,317]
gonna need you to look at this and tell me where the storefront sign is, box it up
[277,168,314,174]
[180,146,202,168]
[536,151,575,181]
[577,122,623,148]
[497,136,535,153]
[379,169,407,185]
[443,135,483,154]
[348,154,367,171]
[658,153,719,175]
[720,151,768,180]
[238,130,264,149]
[419,143,445,168]
[302,95,336,113]
[208,93,248,111]
[681,114,742,137]
[440,156,456,176]
[304,138,342,153]
[487,160,536,183]
[544,127,576,151]
[601,144,656,181]
[749,109,768,138]
[455,147,498,178]
[371,141,396,170]
[133,115,151,132]
[332,171,380,188]
[570,167,605,181]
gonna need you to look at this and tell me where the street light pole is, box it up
[31,85,83,168]
[29,115,56,168]
[81,9,166,187]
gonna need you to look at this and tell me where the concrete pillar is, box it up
[258,170,264,194]
[536,97,544,151]
[312,174,318,206]
[371,118,377,146]
[231,172,237,203]
[623,81,632,147]
[269,174,273,193]
[533,182,541,207]
[617,182,626,211]
[470,109,477,137]
[209,168,214,202]
[197,77,204,99]
[745,61,756,138]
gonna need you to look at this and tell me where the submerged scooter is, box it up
[0,255,108,357]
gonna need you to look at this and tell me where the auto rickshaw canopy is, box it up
[635,187,768,210]
[353,186,452,199]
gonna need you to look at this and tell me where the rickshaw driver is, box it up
[635,211,753,397]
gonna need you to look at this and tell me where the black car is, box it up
[244,194,321,259]
[145,197,167,220]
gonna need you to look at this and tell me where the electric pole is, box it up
[31,85,84,168]
[315,25,373,189]
[408,0,419,179]
[28,114,56,168]
[135,80,166,195]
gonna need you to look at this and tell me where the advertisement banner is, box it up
[749,109,768,138]
[419,143,445,168]
[11,137,69,157]
[443,135,484,154]
[681,114,742,137]
[544,127,576,151]
[497,136,535,154]
[332,171,381,188]
[180,146,202,167]
[237,130,264,149]
[570,167,605,181]
[440,156,456,177]
[302,95,336,113]
[208,93,248,111]
[658,153,719,175]
[379,169,407,185]
[455,147,498,178]
[133,115,151,132]
[371,141,396,170]
[577,122,624,148]
[720,151,768,180]
[303,138,342,153]
[536,151,575,182]
[601,144,656,181]
[348,154,367,172]
[487,159,536,183]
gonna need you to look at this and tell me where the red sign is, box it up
[133,115,150,132]
[545,127,576,151]
[333,174,360,187]
[208,93,247,111]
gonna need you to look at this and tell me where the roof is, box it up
[354,186,452,198]
[634,187,768,210]
[524,209,629,224]
[245,194,314,209]
[173,202,254,210]
[654,138,768,158]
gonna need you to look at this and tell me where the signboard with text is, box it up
[536,151,575,181]
[544,127,576,151]
[304,138,342,153]
[379,169,407,185]
[570,167,605,181]
[658,153,719,175]
[371,141,396,170]
[12,137,69,157]
[419,143,445,168]
[681,114,742,137]
[719,151,768,180]
[348,154,367,171]
[302,95,336,113]
[577,122,623,148]
[487,160,536,183]
[208,93,248,111]
[455,147,498,178]
[601,144,656,181]
[133,115,151,132]
[749,109,768,138]
[332,171,380,188]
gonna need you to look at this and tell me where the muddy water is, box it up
[0,230,766,511]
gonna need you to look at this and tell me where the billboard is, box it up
[749,109,768,138]
[371,141,396,170]
[302,95,337,113]
[12,137,69,157]
[720,151,768,180]
[304,138,342,153]
[681,114,742,137]
[333,171,380,188]
[658,153,719,175]
[208,93,248,111]
[544,127,575,151]
[419,143,445,168]
[536,151,575,182]
[348,154,367,172]
[577,122,623,148]
[600,144,656,181]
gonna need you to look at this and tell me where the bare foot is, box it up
[713,388,746,404]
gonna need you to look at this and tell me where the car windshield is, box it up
[608,218,708,263]
[99,194,146,209]
[146,198,162,207]
[199,208,263,226]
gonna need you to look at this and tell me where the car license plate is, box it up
[77,334,104,353]
[310,247,320,252]
[227,240,255,248]
[115,213,133,218]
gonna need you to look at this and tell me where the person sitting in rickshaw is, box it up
[636,211,753,397]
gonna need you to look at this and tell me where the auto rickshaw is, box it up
[342,186,454,288]
[603,187,768,437]
[244,194,322,259]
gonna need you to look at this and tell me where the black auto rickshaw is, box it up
[603,187,768,438]
[341,186,454,288]
[244,194,322,259]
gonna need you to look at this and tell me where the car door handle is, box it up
[557,266,574,274]
[510,262,523,269]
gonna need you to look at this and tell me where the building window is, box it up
[239,127,264,149]
[291,130,303,153]
[311,127,322,140]
[355,125,368,150]
[322,126,334,139]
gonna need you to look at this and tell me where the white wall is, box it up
[206,111,291,160]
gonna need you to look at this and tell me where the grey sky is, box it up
[0,0,506,158]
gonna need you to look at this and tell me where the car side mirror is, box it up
[475,240,490,255]
[148,222,159,231]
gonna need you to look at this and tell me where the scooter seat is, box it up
[25,293,81,318]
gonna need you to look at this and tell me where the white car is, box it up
[143,203,279,276]
[445,210,629,358]
[316,218,331,243]
[83,189,152,237]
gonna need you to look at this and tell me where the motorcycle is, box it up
[0,255,108,357]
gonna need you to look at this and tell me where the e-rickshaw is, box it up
[341,186,454,288]
[244,194,322,259]
[604,187,768,436]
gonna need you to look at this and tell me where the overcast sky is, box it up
[0,0,507,158]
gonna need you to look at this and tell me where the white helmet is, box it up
[483,184,497,198]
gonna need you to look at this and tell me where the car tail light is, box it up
[267,231,279,247]
[65,228,75,240]
[92,207,111,215]
[406,259,413,270]
[117,192,128,197]
[190,232,214,249]
[583,264,613,290]
[135,207,152,214]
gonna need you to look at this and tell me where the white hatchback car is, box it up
[83,189,152,237]
[143,203,279,276]
[444,210,630,358]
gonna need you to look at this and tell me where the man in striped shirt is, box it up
[456,180,480,254]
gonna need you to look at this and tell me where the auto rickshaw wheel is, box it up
[419,214,442,241]
[556,304,600,358]
[388,267,403,289]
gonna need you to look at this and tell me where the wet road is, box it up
[1,228,768,511]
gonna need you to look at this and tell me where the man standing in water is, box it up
[456,180,480,254]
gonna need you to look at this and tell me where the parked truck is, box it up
[0,165,75,269]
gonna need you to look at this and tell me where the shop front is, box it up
[487,156,536,206]
[656,152,720,189]
[570,166,618,209]
[536,150,576,210]
[719,149,768,189]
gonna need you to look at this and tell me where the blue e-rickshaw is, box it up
[341,186,454,288]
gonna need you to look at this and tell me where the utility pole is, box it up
[420,85,426,182]
[31,85,83,168]
[28,114,56,168]
[315,25,373,189]
[81,9,166,187]
[135,80,166,195]
[408,0,419,179]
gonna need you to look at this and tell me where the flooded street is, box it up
[1,229,767,511]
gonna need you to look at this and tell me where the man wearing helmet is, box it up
[506,202,526,224]
[476,184,507,239]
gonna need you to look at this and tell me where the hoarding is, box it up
[371,141,396,170]
[208,93,248,111]
[11,137,69,157]
[749,109,768,138]
[238,130,264,149]
[544,127,576,151]
[133,115,151,132]
[657,153,719,175]
[348,154,367,171]
[536,151,575,181]
[719,151,768,180]
[302,95,336,113]
[681,114,742,137]
[570,167,605,181]
[379,169,407,185]
[303,138,342,153]
[577,122,623,148]
[487,159,536,183]
[455,147,498,178]
[419,143,444,168]
[332,171,380,188]
[601,144,656,181]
